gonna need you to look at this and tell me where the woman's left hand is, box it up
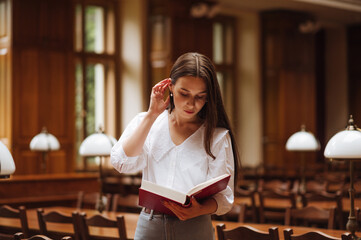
[163,197,217,221]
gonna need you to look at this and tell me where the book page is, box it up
[141,180,188,204]
[187,174,229,196]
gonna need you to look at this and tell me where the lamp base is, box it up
[347,217,361,240]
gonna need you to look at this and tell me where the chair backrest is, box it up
[257,180,297,224]
[285,206,336,229]
[283,228,353,240]
[219,186,258,223]
[77,212,127,240]
[301,190,344,229]
[259,179,292,192]
[303,180,328,194]
[235,187,258,222]
[216,224,279,240]
[76,191,111,212]
[36,208,80,240]
[14,232,73,240]
[111,194,142,213]
[0,205,29,237]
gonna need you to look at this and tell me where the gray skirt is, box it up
[134,210,215,240]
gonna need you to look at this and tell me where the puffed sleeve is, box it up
[110,112,148,174]
[208,130,235,215]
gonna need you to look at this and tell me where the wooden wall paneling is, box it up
[171,16,213,62]
[12,49,40,175]
[347,24,361,173]
[12,0,42,47]
[0,0,12,149]
[261,10,320,176]
[12,0,75,175]
[14,49,40,141]
[348,24,361,124]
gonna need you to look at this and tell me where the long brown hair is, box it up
[168,52,240,181]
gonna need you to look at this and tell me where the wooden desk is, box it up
[235,196,361,212]
[0,206,351,240]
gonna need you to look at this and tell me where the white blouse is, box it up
[110,110,234,215]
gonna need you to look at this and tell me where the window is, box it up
[213,17,237,123]
[74,0,118,171]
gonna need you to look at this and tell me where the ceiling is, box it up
[219,0,361,25]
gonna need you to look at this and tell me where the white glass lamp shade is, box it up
[324,128,361,159]
[30,130,60,151]
[79,133,117,157]
[0,141,16,176]
[286,128,319,151]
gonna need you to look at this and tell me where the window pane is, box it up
[213,22,223,64]
[85,63,105,135]
[75,62,84,169]
[217,71,224,98]
[0,1,6,37]
[74,4,82,52]
[225,24,233,64]
[85,6,104,53]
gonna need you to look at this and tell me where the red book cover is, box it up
[138,174,230,216]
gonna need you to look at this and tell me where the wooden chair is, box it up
[285,206,336,229]
[0,205,29,237]
[315,171,346,193]
[283,228,353,240]
[260,179,293,192]
[14,232,73,240]
[301,180,328,194]
[111,194,142,213]
[216,224,279,240]
[36,208,80,240]
[235,187,258,222]
[219,187,258,222]
[77,212,127,240]
[257,180,297,224]
[76,191,112,211]
[301,190,344,229]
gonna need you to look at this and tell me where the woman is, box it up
[111,52,240,240]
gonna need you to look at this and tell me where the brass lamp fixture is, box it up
[79,127,117,213]
[286,125,319,193]
[324,115,361,239]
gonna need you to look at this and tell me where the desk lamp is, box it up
[324,115,361,239]
[286,125,319,193]
[0,141,15,178]
[30,127,60,173]
[79,127,117,213]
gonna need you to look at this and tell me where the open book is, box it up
[138,174,231,216]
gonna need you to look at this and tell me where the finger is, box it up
[161,83,170,93]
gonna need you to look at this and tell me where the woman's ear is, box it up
[168,83,174,94]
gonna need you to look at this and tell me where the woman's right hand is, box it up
[148,78,171,116]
